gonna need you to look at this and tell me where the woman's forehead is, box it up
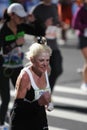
[39,51,50,55]
[36,52,50,58]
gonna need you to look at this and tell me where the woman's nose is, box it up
[43,61,48,66]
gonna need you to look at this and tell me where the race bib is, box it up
[35,87,51,100]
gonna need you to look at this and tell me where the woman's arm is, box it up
[15,71,30,99]
[21,21,46,36]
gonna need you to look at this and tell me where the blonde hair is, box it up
[26,42,52,60]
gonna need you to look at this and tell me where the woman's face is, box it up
[12,13,25,25]
[33,52,50,74]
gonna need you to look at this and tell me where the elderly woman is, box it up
[10,42,53,130]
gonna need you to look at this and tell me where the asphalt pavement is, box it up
[47,29,87,130]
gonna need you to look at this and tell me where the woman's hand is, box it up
[16,37,25,46]
[38,91,51,106]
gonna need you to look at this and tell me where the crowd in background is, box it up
[0,0,79,20]
[0,0,83,44]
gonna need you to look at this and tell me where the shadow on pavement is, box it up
[54,105,87,114]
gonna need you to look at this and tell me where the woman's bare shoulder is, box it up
[16,70,31,90]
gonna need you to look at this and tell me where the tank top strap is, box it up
[23,67,38,90]
[45,71,50,88]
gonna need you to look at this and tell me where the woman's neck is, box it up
[7,21,17,34]
[31,66,42,78]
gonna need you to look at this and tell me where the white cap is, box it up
[7,3,27,17]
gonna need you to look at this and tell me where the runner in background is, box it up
[57,0,73,45]
[30,0,63,92]
[72,0,87,92]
